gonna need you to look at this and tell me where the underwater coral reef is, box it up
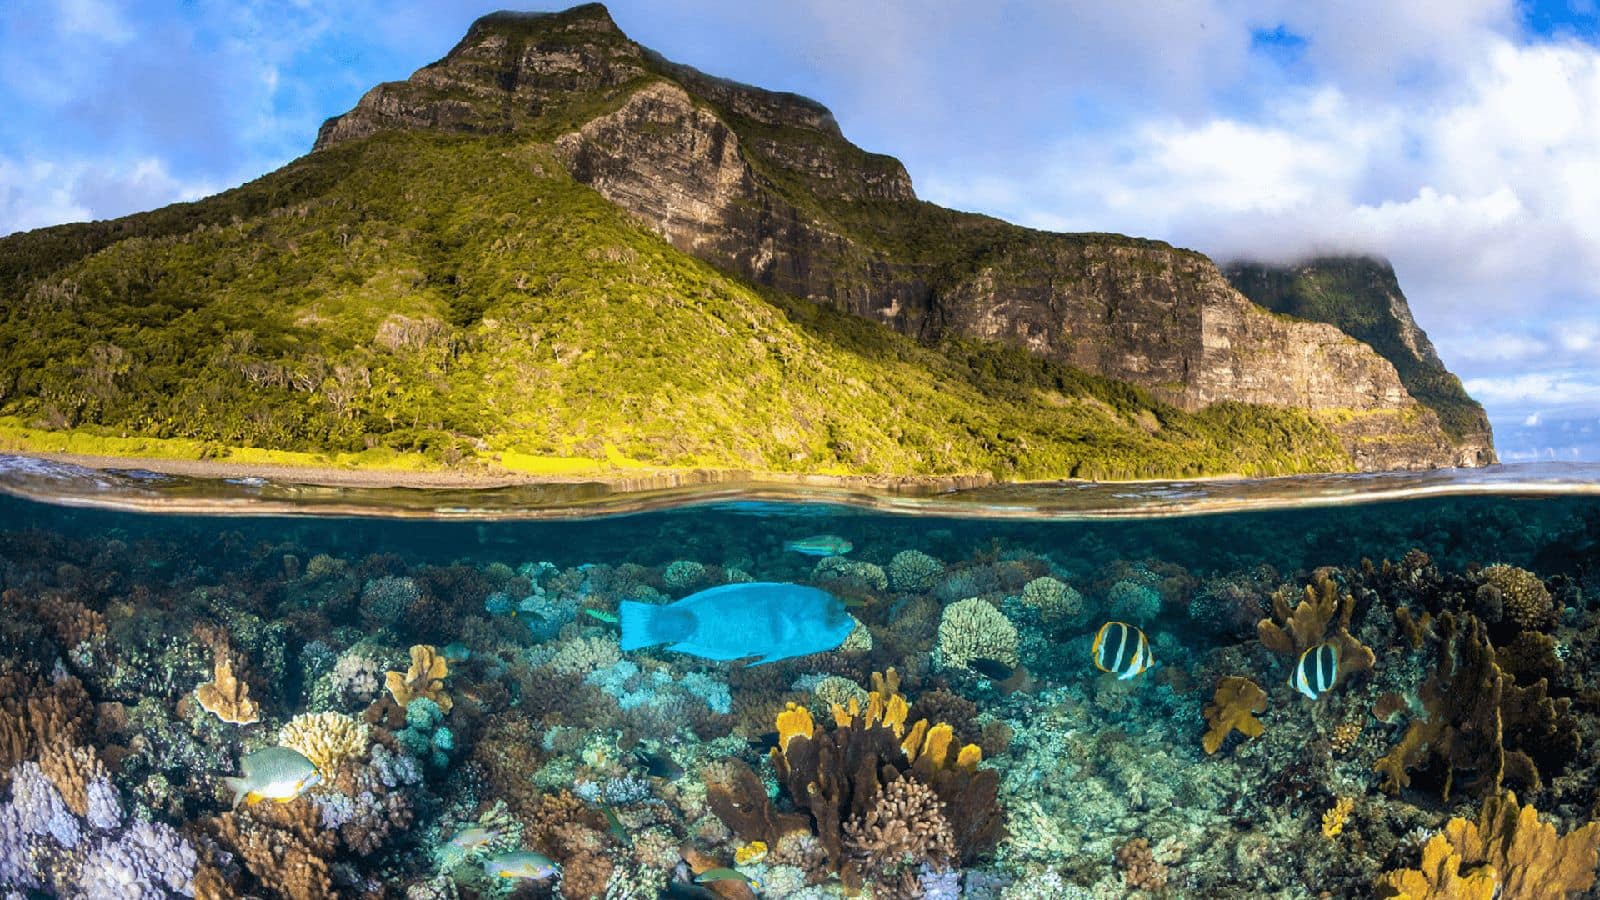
[0,492,1598,897]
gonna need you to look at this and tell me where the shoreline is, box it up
[5,448,1005,494]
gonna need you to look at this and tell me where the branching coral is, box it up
[843,777,955,898]
[935,598,1018,671]
[751,670,1001,888]
[194,656,260,725]
[1478,564,1554,631]
[1115,837,1168,891]
[1376,790,1600,898]
[888,551,943,593]
[0,672,91,786]
[385,644,451,712]
[1201,676,1267,755]
[1018,576,1085,626]
[1322,796,1354,839]
[210,797,337,900]
[1374,612,1577,800]
[277,712,369,776]
[1257,571,1375,685]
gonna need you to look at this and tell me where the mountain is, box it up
[0,4,1491,482]
[1222,256,1495,465]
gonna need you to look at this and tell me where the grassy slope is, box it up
[0,131,1349,480]
[1223,258,1489,443]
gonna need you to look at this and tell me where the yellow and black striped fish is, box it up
[1291,641,1340,700]
[1091,621,1154,680]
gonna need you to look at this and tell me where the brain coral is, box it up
[1480,565,1554,630]
[888,551,944,593]
[1020,576,1086,625]
[278,711,370,775]
[936,597,1018,671]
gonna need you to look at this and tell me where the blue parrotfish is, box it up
[1091,621,1155,681]
[483,850,559,880]
[620,582,855,664]
[783,534,853,557]
[1291,641,1340,700]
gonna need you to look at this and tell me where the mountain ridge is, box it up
[0,4,1492,480]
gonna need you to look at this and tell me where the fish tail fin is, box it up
[223,777,249,809]
[619,601,659,651]
[781,540,797,552]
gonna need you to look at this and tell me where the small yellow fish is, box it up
[483,850,559,880]
[222,746,319,809]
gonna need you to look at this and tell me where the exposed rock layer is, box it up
[314,4,1492,470]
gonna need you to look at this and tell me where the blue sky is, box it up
[3,1,1599,461]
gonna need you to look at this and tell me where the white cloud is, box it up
[1463,372,1600,408]
[0,156,212,235]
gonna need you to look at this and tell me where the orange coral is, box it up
[211,798,336,900]
[195,656,260,725]
[38,739,108,817]
[1258,571,1376,684]
[1377,791,1600,898]
[1201,676,1267,755]
[0,672,91,784]
[384,644,451,712]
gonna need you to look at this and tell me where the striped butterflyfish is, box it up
[1091,621,1154,680]
[1291,641,1340,700]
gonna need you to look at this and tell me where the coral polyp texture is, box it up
[2,439,1599,897]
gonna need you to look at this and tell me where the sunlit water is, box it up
[1,458,1598,898]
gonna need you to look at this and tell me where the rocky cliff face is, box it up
[315,4,1492,471]
[1224,257,1496,466]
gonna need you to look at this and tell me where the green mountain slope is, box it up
[0,131,1348,480]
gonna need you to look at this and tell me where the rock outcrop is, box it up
[312,4,1491,470]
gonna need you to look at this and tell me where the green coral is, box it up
[888,550,943,593]
[936,596,1019,671]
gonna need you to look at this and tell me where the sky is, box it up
[2,0,1598,462]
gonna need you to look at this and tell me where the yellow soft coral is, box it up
[1201,676,1267,755]
[1377,791,1600,898]
[278,711,370,776]
[1322,796,1354,839]
[385,644,451,712]
[734,841,768,865]
[776,703,814,753]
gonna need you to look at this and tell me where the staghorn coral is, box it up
[1329,718,1363,756]
[1201,676,1267,755]
[278,712,370,776]
[843,776,956,898]
[194,655,260,726]
[1478,564,1554,631]
[1376,790,1600,898]
[934,597,1018,672]
[546,634,623,676]
[385,644,451,713]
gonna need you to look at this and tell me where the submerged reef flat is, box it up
[0,491,1599,898]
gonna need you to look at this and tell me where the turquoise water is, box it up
[1,460,1598,897]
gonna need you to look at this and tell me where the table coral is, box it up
[385,644,452,713]
[935,597,1018,671]
[194,656,260,725]
[278,711,370,776]
[1200,676,1267,755]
